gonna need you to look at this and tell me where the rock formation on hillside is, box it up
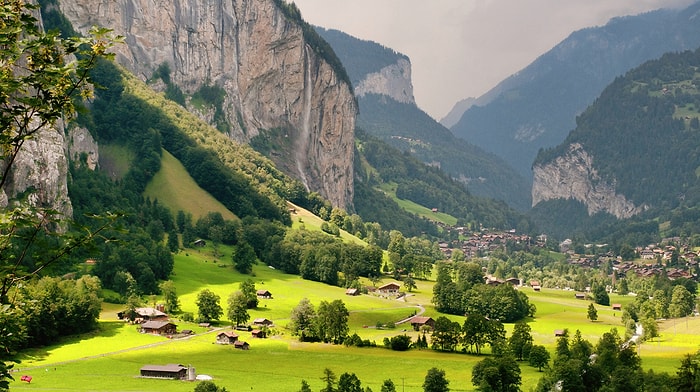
[354,58,414,104]
[58,0,356,209]
[531,143,645,219]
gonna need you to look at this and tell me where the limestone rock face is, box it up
[355,58,415,104]
[531,143,646,219]
[0,122,73,220]
[67,127,99,170]
[58,0,356,208]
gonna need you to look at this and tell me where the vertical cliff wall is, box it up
[531,143,646,219]
[58,0,356,209]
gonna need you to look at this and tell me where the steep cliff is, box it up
[57,0,356,209]
[0,121,73,219]
[354,58,414,104]
[531,143,645,219]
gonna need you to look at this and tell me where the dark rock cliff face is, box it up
[58,0,356,209]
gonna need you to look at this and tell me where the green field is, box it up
[9,246,700,391]
[143,149,237,221]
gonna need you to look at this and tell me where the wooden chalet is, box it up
[554,330,566,337]
[234,340,250,350]
[377,282,401,295]
[252,329,266,338]
[140,321,177,335]
[345,288,359,296]
[253,318,273,327]
[118,307,168,322]
[409,316,435,331]
[216,331,239,344]
[575,293,586,300]
[140,364,188,380]
[612,304,622,311]
[256,289,273,299]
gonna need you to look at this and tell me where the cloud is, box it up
[293,0,695,120]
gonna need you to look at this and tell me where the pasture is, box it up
[9,246,700,391]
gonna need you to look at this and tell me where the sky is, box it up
[292,0,696,120]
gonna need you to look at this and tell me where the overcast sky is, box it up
[292,0,696,120]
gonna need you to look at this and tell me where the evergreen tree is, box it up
[587,303,598,321]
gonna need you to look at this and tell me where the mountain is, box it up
[530,47,700,238]
[451,1,700,182]
[54,0,356,210]
[315,27,531,210]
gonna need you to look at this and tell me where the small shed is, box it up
[409,316,435,331]
[377,282,401,295]
[532,285,541,291]
[345,288,359,296]
[253,318,273,327]
[252,329,266,339]
[140,364,188,380]
[193,239,206,247]
[554,330,566,337]
[140,321,177,335]
[575,293,586,300]
[234,340,250,350]
[216,331,239,344]
[612,304,622,311]
[256,289,273,299]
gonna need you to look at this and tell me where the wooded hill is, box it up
[531,47,700,244]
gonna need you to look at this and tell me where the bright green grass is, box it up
[143,149,236,221]
[376,183,458,226]
[11,256,700,391]
[289,203,367,245]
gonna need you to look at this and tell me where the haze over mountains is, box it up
[448,1,700,181]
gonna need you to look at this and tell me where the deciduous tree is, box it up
[227,291,250,327]
[196,289,222,322]
[423,367,449,392]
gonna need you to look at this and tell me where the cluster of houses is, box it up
[563,241,698,281]
[437,229,532,259]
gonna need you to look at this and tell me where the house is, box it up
[140,321,177,335]
[575,293,586,300]
[118,307,168,322]
[377,282,401,295]
[529,280,540,287]
[612,304,622,311]
[505,277,521,286]
[216,330,239,344]
[345,288,359,296]
[252,329,266,339]
[234,340,250,350]
[256,289,272,299]
[253,318,273,327]
[193,239,206,247]
[140,364,188,380]
[554,330,566,337]
[409,316,435,331]
[532,285,541,291]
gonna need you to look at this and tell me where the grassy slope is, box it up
[143,149,236,221]
[377,182,458,226]
[11,246,699,391]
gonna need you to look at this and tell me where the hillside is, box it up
[530,47,700,241]
[451,2,700,184]
[316,27,531,210]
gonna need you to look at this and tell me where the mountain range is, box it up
[449,1,700,184]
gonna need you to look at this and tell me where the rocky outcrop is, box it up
[531,143,646,219]
[67,126,99,170]
[0,121,73,220]
[58,0,356,209]
[355,58,415,104]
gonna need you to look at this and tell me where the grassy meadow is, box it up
[9,242,700,391]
